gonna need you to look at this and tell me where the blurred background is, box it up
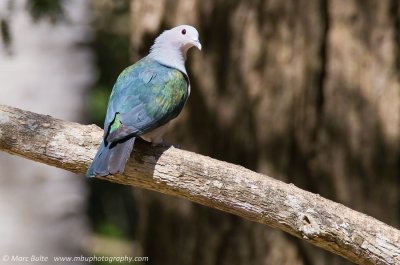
[0,0,399,264]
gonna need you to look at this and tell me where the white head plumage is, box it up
[149,25,201,74]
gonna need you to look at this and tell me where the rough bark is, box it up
[0,104,399,265]
[128,1,400,264]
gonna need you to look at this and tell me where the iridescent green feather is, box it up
[109,113,122,135]
[103,57,188,143]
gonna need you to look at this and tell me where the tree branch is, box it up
[0,104,399,265]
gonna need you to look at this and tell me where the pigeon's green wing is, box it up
[103,57,188,144]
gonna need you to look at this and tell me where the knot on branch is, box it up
[299,212,321,239]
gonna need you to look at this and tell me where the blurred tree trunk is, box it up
[0,0,94,262]
[129,0,400,264]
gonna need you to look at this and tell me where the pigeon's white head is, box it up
[149,25,201,74]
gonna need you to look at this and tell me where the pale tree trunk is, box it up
[0,0,94,262]
[129,0,400,264]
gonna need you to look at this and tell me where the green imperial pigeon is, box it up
[87,25,201,177]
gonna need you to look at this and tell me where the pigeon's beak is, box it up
[193,39,202,50]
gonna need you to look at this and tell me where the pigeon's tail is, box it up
[86,137,136,178]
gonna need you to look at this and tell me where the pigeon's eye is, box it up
[181,29,186,35]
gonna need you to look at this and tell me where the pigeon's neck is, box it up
[148,43,188,75]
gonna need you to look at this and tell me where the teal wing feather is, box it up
[103,57,188,144]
